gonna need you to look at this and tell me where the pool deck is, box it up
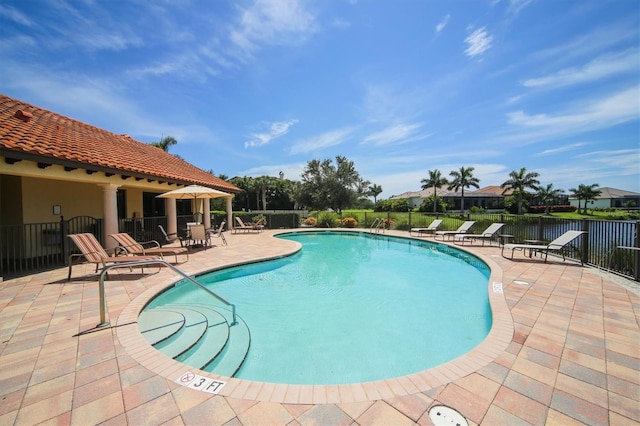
[1,229,638,425]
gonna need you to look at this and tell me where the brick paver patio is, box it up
[1,229,638,425]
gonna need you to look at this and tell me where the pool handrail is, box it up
[97,259,236,328]
[370,218,385,233]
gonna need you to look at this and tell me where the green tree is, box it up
[568,183,600,214]
[421,169,449,213]
[448,166,480,212]
[298,156,370,213]
[535,183,563,214]
[368,184,383,203]
[150,135,177,152]
[229,176,255,211]
[501,167,540,215]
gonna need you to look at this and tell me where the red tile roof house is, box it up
[0,94,240,277]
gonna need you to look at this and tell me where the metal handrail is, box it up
[97,259,236,327]
[370,218,382,233]
[370,217,386,234]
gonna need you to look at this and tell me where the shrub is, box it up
[304,217,317,226]
[341,217,358,228]
[318,212,339,228]
[528,205,577,214]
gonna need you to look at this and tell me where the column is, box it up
[166,198,177,236]
[226,196,233,231]
[204,198,211,230]
[99,184,120,251]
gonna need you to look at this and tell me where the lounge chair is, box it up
[187,223,211,249]
[454,223,505,246]
[434,221,476,241]
[158,224,187,247]
[233,217,261,234]
[67,233,158,280]
[208,221,227,246]
[410,219,443,237]
[109,232,189,263]
[501,230,587,263]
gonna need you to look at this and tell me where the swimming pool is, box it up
[143,231,492,385]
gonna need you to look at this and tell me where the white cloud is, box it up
[464,27,492,57]
[436,14,450,33]
[523,49,639,88]
[244,119,299,148]
[363,123,430,146]
[507,86,639,135]
[289,127,354,154]
[534,142,587,156]
[230,0,318,54]
[0,5,33,26]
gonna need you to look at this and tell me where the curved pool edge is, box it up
[116,229,514,404]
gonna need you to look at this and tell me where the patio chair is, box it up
[187,223,211,249]
[453,223,505,246]
[501,230,587,263]
[233,217,261,234]
[434,221,476,241]
[109,232,189,263]
[208,221,227,246]
[67,233,158,280]
[158,225,187,247]
[410,219,443,237]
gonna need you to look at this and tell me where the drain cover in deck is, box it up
[428,405,468,426]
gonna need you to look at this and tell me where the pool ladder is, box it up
[96,259,236,328]
[370,218,386,234]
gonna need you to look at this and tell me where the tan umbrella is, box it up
[156,184,232,200]
[157,185,233,226]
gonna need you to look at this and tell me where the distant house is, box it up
[569,187,640,209]
[0,94,240,251]
[389,186,512,210]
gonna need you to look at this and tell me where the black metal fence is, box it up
[1,212,638,282]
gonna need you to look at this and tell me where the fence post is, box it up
[581,218,589,265]
[537,216,544,241]
[61,216,70,265]
[635,221,640,282]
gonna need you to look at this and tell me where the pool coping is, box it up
[116,230,513,404]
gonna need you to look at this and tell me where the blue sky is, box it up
[1,0,638,198]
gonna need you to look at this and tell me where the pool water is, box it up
[148,231,491,385]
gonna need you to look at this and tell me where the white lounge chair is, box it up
[434,221,476,241]
[410,219,443,237]
[501,230,586,263]
[454,223,505,246]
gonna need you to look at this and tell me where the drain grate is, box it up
[428,405,468,426]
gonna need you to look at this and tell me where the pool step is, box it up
[201,306,251,377]
[173,305,230,369]
[152,308,208,358]
[138,309,185,345]
[138,303,251,377]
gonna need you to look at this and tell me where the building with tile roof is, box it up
[569,187,640,209]
[389,186,513,211]
[0,94,240,254]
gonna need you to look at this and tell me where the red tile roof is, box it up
[0,94,240,193]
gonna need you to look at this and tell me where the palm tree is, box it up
[150,136,177,152]
[421,169,448,213]
[568,183,600,214]
[568,185,583,213]
[368,184,383,203]
[448,166,480,212]
[535,183,563,215]
[582,183,601,214]
[501,167,540,215]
